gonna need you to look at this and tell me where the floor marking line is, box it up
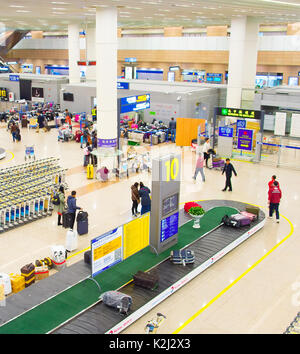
[173,211,294,334]
[0,151,14,164]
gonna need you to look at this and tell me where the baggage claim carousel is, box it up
[0,200,265,334]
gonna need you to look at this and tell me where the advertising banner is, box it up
[97,138,117,148]
[32,87,44,103]
[120,94,150,113]
[237,128,254,151]
[123,213,150,260]
[91,226,123,277]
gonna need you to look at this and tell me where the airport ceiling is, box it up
[1,0,300,30]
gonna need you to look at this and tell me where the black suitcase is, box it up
[77,211,88,235]
[170,249,195,265]
[84,250,91,266]
[133,270,159,290]
[62,212,73,228]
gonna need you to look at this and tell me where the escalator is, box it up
[0,30,28,73]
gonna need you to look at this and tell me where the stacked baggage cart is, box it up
[0,157,67,233]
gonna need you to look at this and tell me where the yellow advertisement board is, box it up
[123,213,150,260]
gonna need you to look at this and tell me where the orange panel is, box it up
[176,118,206,147]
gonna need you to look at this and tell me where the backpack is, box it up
[52,192,60,206]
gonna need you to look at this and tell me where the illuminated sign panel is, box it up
[120,94,150,113]
[216,107,261,120]
[237,128,254,151]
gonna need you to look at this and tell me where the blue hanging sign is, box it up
[219,126,233,138]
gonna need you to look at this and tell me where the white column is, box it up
[68,24,81,84]
[86,26,97,81]
[96,7,118,145]
[226,16,259,109]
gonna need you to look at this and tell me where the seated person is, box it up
[97,166,109,181]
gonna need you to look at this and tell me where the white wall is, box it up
[12,35,300,52]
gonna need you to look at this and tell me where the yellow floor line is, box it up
[0,151,14,164]
[173,211,294,334]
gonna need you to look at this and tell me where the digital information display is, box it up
[219,126,233,138]
[216,107,261,120]
[237,128,254,151]
[120,94,150,113]
[160,212,179,244]
[162,193,179,217]
[91,226,123,277]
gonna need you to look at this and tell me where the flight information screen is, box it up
[160,212,179,243]
[162,193,179,217]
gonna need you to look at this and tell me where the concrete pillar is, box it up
[85,26,96,81]
[68,24,81,84]
[96,6,118,173]
[226,17,259,109]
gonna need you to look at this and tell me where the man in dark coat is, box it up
[222,158,237,191]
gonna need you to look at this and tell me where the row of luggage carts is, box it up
[118,152,152,178]
[0,157,68,233]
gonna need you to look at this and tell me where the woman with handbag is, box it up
[131,182,140,217]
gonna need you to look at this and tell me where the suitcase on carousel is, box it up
[222,213,251,228]
[101,291,132,315]
[170,249,195,266]
[240,211,257,222]
[84,250,91,266]
[20,263,35,288]
[133,270,159,290]
[245,205,260,218]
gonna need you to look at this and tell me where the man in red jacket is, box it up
[268,181,282,223]
[268,175,280,190]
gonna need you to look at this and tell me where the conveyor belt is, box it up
[52,200,265,334]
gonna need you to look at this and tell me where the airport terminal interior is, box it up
[0,0,300,336]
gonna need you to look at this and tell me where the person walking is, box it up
[268,181,282,223]
[222,158,237,191]
[83,142,92,166]
[131,182,140,217]
[202,137,211,168]
[193,153,205,182]
[169,117,176,143]
[67,191,82,230]
[139,182,151,215]
[37,111,45,131]
[56,185,66,226]
[10,122,18,142]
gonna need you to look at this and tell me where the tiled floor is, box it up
[0,122,299,334]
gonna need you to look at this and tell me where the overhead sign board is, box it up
[125,57,137,63]
[9,74,19,82]
[120,94,150,113]
[237,128,254,151]
[219,126,233,138]
[117,82,129,90]
[216,107,261,120]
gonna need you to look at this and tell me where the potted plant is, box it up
[188,206,205,229]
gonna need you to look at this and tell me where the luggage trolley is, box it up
[25,145,35,161]
[145,313,167,334]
